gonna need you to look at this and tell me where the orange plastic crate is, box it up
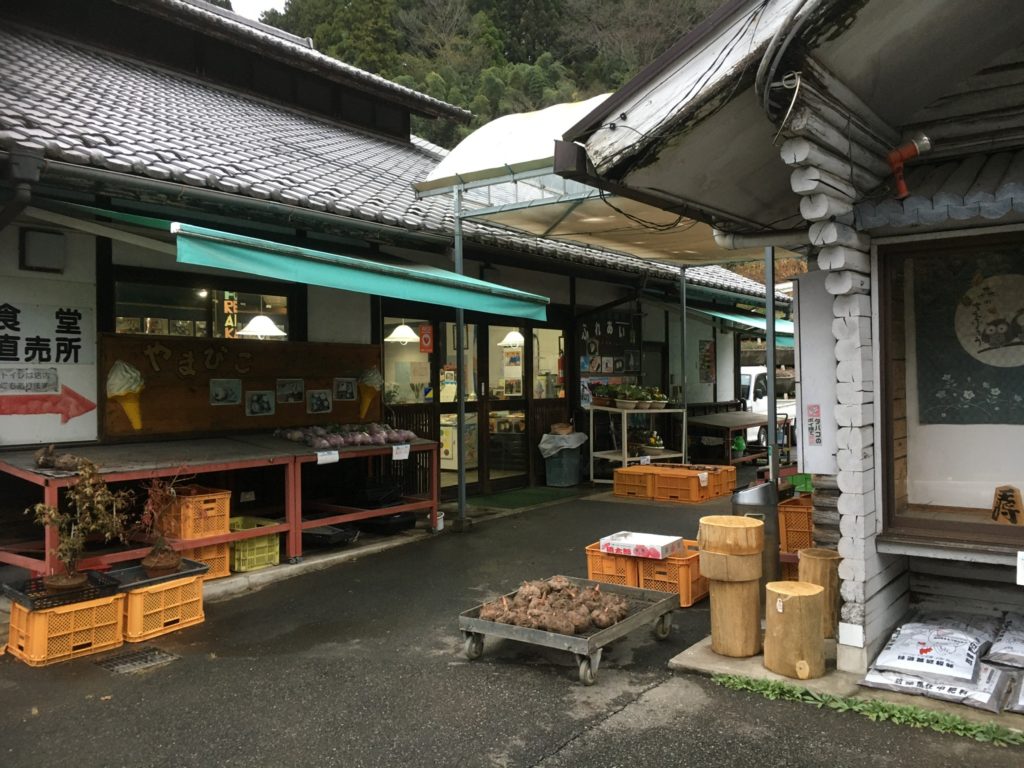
[585,542,639,587]
[7,594,125,666]
[613,467,655,499]
[656,464,736,498]
[652,467,712,502]
[779,494,814,553]
[635,540,708,607]
[123,575,204,642]
[158,485,231,540]
[781,561,799,580]
[180,543,231,580]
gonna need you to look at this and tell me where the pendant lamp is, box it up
[497,329,525,348]
[385,321,420,345]
[236,314,286,338]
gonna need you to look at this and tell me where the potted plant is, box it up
[648,387,668,409]
[29,459,133,590]
[136,477,184,578]
[591,383,614,407]
[615,385,639,410]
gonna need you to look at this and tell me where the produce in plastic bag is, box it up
[860,663,1012,713]
[872,611,1000,684]
[985,612,1024,668]
[1006,672,1024,714]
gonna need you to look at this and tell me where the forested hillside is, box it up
[259,0,717,147]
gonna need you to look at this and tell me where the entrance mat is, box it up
[97,646,179,674]
[470,486,589,510]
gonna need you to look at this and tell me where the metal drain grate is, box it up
[97,646,179,674]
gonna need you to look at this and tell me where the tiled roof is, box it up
[856,149,1024,231]
[0,25,782,302]
[122,0,470,122]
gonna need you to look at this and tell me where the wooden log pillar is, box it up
[798,548,842,638]
[764,581,825,679]
[699,515,765,658]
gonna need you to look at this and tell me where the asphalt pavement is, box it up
[1,494,1021,767]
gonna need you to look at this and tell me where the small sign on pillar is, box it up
[992,485,1022,526]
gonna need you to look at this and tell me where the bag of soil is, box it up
[1006,672,1024,714]
[873,611,1000,684]
[985,612,1024,668]
[860,663,1012,713]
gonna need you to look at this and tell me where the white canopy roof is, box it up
[415,97,789,265]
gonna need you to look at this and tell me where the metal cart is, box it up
[458,576,679,685]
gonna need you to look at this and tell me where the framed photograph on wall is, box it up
[276,378,305,403]
[209,379,241,406]
[333,377,357,401]
[307,389,332,414]
[244,390,275,416]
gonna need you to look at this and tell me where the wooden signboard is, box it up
[992,485,1022,526]
[99,334,382,439]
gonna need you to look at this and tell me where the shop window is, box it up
[490,326,524,400]
[114,281,288,340]
[383,318,432,404]
[533,328,565,399]
[441,322,478,402]
[882,240,1024,543]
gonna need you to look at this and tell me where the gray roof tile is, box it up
[0,25,781,302]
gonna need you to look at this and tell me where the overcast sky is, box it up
[228,0,286,21]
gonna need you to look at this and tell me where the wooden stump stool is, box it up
[699,515,764,658]
[764,581,825,680]
[798,548,842,639]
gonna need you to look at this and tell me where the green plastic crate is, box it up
[792,473,813,493]
[229,516,281,572]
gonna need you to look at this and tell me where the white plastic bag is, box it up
[1006,673,1024,714]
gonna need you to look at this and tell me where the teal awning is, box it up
[28,202,549,321]
[693,308,794,345]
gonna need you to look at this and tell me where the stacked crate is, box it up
[585,539,708,608]
[161,486,232,580]
[778,494,814,577]
[612,464,736,502]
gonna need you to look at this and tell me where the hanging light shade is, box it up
[385,322,420,345]
[235,314,287,338]
[497,330,525,347]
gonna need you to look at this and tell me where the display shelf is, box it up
[588,406,687,485]
[0,436,439,575]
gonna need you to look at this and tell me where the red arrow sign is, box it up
[0,386,97,423]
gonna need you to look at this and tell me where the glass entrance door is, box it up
[484,325,529,490]
[438,321,482,494]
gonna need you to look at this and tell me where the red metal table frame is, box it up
[0,436,439,575]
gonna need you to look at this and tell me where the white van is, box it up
[740,365,797,446]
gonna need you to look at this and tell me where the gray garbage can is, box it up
[732,482,780,599]
[545,447,580,487]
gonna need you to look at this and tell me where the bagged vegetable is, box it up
[1006,672,1024,714]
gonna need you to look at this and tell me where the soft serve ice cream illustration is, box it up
[106,360,145,430]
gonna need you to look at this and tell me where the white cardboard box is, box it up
[599,531,684,560]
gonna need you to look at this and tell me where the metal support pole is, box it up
[680,267,688,462]
[453,186,469,529]
[765,246,779,484]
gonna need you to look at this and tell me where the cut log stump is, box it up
[709,579,762,658]
[764,581,825,680]
[798,548,842,638]
[698,515,764,555]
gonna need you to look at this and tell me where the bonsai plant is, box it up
[135,477,184,577]
[29,459,133,590]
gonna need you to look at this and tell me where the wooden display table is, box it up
[0,436,438,575]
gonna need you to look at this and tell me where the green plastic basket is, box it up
[229,516,281,572]
[792,473,813,493]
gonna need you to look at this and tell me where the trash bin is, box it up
[731,482,781,598]
[539,432,588,487]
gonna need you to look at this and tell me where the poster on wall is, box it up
[0,277,98,446]
[698,339,716,384]
[915,254,1024,424]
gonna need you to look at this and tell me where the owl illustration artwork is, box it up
[981,317,1012,349]
[1013,309,1024,343]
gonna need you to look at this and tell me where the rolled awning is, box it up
[25,202,549,321]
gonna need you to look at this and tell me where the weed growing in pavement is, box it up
[713,674,1024,747]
